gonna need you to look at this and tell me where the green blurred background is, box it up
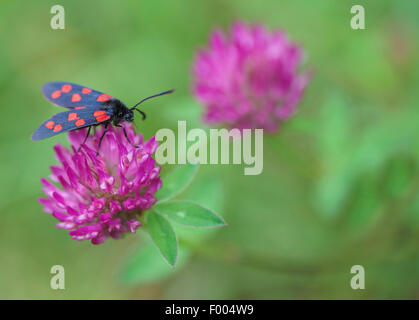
[0,0,418,299]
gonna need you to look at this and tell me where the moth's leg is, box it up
[116,124,140,148]
[96,123,110,156]
[78,126,91,152]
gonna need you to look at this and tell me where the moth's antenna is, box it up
[133,108,146,120]
[131,89,175,109]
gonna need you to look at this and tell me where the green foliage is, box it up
[155,200,226,228]
[120,239,190,285]
[143,164,225,268]
[146,210,178,267]
[155,163,199,202]
[120,165,226,283]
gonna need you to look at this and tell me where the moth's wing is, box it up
[42,82,114,108]
[31,108,113,141]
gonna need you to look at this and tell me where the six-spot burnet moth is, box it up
[32,82,174,155]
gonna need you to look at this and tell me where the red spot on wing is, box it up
[97,94,112,102]
[95,115,110,122]
[51,91,61,99]
[72,93,82,102]
[45,121,55,129]
[82,88,92,94]
[75,106,87,110]
[93,110,106,117]
[53,124,63,132]
[61,84,72,93]
[75,119,86,126]
[68,113,79,121]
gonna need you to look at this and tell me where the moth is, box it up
[32,82,174,154]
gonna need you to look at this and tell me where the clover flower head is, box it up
[193,21,312,132]
[39,124,162,244]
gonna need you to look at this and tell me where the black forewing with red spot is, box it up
[42,82,114,109]
[31,108,113,141]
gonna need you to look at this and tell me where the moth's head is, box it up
[114,104,134,122]
[124,109,135,122]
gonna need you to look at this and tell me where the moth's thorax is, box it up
[101,99,134,124]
